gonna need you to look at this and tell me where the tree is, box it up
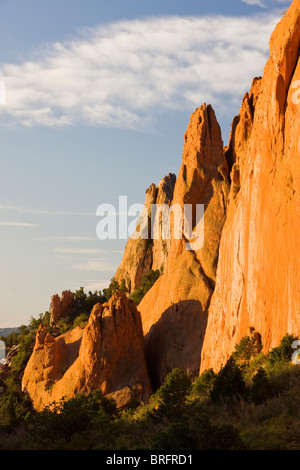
[233,335,262,367]
[130,269,160,305]
[103,279,127,301]
[249,367,275,405]
[152,409,246,450]
[210,356,247,402]
[27,390,118,443]
[154,369,192,416]
[192,369,216,399]
[268,333,298,365]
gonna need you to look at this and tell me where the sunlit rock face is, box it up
[138,103,230,387]
[22,291,152,411]
[201,0,300,372]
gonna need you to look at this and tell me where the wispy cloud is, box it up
[35,235,96,241]
[54,247,105,254]
[73,258,116,272]
[81,280,111,292]
[242,0,291,7]
[0,13,279,129]
[242,0,266,7]
[0,203,94,216]
[0,221,38,227]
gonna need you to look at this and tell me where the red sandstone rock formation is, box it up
[22,3,300,408]
[138,104,230,387]
[114,173,176,292]
[22,291,152,411]
[200,0,300,372]
[50,290,74,326]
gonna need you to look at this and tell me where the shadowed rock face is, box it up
[144,300,208,390]
[138,104,230,386]
[201,0,300,372]
[22,291,152,411]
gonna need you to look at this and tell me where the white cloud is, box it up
[81,280,111,292]
[54,248,105,254]
[242,0,266,7]
[73,258,116,272]
[0,221,38,227]
[0,203,94,216]
[242,0,291,7]
[0,13,279,130]
[35,235,95,241]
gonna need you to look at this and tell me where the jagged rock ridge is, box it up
[22,292,152,411]
[22,1,300,409]
[138,104,230,388]
[200,0,300,372]
[114,173,176,293]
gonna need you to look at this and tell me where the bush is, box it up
[103,279,128,301]
[26,390,118,443]
[249,367,275,405]
[210,356,248,403]
[191,369,216,399]
[233,335,262,366]
[152,409,246,450]
[56,288,106,333]
[153,369,192,416]
[130,270,161,305]
[73,313,89,329]
[267,334,298,365]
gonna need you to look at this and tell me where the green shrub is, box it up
[249,367,276,405]
[103,279,128,301]
[191,369,216,399]
[130,269,160,305]
[73,313,89,329]
[56,288,106,333]
[26,390,118,443]
[210,356,248,402]
[233,335,262,366]
[152,409,245,450]
[153,368,192,416]
[267,334,298,365]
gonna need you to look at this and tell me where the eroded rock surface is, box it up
[22,292,152,410]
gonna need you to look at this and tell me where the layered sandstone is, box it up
[138,104,230,388]
[22,291,152,411]
[201,0,300,372]
[114,173,176,292]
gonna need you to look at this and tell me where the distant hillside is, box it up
[0,328,19,338]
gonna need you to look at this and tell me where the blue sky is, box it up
[0,0,291,327]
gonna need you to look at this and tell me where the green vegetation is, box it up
[103,278,128,301]
[267,333,298,365]
[233,334,262,366]
[129,269,161,305]
[0,326,300,449]
[103,269,161,306]
[56,288,106,334]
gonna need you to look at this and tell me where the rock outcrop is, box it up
[114,173,176,293]
[138,104,230,388]
[22,2,300,410]
[200,0,300,372]
[50,290,74,326]
[22,291,152,411]
[114,1,299,383]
